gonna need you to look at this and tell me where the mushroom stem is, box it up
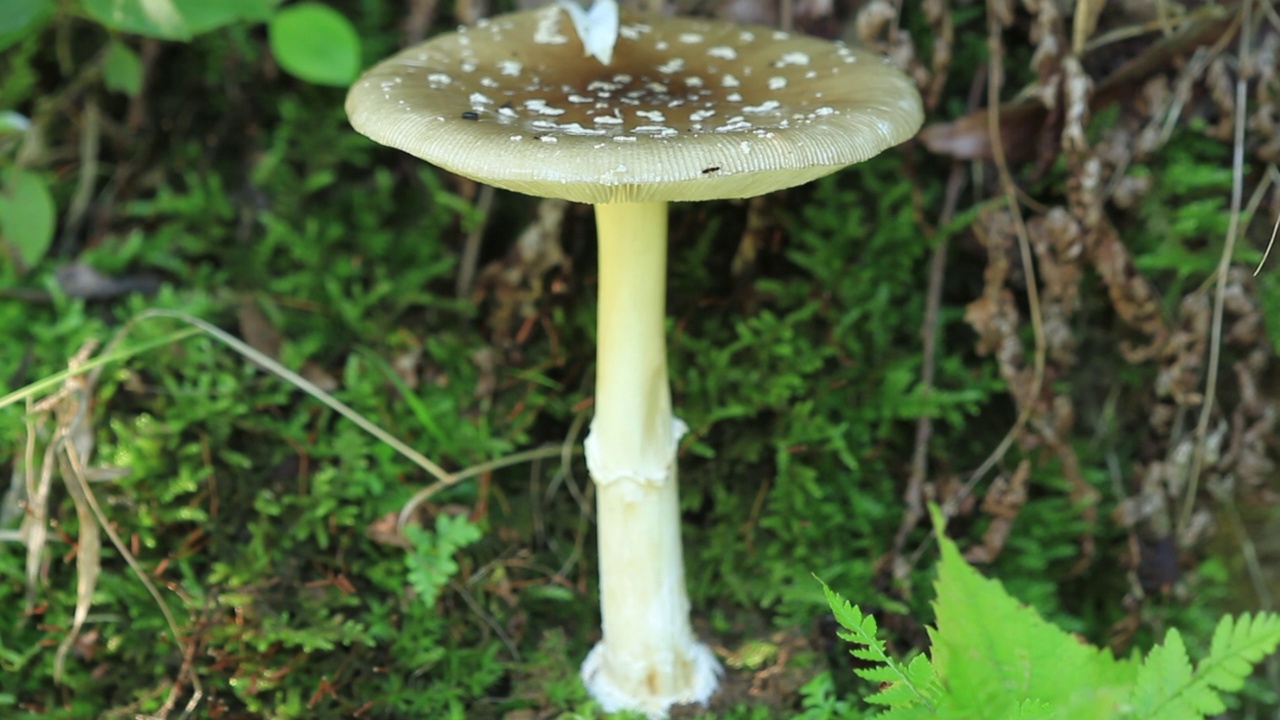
[582,201,720,717]
[590,201,676,472]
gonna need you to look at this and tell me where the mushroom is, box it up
[345,5,922,717]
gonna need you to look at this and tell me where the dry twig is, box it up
[1179,0,1255,536]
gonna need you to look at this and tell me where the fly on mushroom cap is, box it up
[345,5,923,204]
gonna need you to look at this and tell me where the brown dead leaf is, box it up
[920,0,953,110]
[929,474,976,517]
[1112,463,1168,529]
[236,301,283,360]
[963,460,1030,564]
[853,0,925,89]
[919,100,1054,164]
[921,4,1240,163]
[731,195,774,279]
[1087,220,1167,361]
[964,204,1099,572]
[365,510,412,548]
[1029,209,1084,366]
[965,208,1032,403]
[1206,55,1235,141]
[1154,289,1209,428]
[237,299,339,392]
[474,198,570,348]
[1228,355,1277,488]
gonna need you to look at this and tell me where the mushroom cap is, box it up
[346,6,923,204]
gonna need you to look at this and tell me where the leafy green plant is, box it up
[0,164,55,269]
[0,0,362,270]
[3,0,361,87]
[405,513,482,608]
[0,0,54,49]
[268,2,362,87]
[821,507,1280,719]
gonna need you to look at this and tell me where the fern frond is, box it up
[863,654,940,708]
[1200,612,1280,692]
[926,505,1136,717]
[820,580,940,711]
[1126,629,1198,720]
[1012,698,1055,719]
[871,702,938,720]
[1125,613,1280,720]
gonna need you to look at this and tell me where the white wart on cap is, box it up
[346,6,924,204]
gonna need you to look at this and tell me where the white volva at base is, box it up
[581,635,722,719]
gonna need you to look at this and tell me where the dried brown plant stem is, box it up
[38,360,204,718]
[892,162,964,574]
[58,100,100,256]
[67,448,203,718]
[456,183,496,299]
[956,1,1048,509]
[449,576,522,660]
[397,444,570,530]
[404,0,439,46]
[1266,0,1280,31]
[906,1,1050,570]
[892,57,985,579]
[1178,0,1254,536]
[1071,0,1106,53]
[1252,166,1280,275]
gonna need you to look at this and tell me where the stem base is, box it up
[581,635,721,719]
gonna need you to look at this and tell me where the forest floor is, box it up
[2,0,1279,718]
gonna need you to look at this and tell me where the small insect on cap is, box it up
[345,5,924,204]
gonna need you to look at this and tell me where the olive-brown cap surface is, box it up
[345,5,923,204]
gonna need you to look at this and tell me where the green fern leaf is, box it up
[926,506,1135,718]
[1125,628,1201,720]
[821,580,940,710]
[403,514,482,608]
[816,507,1277,720]
[858,665,905,683]
[853,646,888,663]
[873,703,938,720]
[1201,613,1280,692]
[1126,613,1280,719]
[863,654,940,707]
[1012,698,1055,719]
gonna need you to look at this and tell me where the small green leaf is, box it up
[819,577,940,710]
[103,40,144,96]
[180,0,280,32]
[1126,628,1198,720]
[81,0,189,40]
[80,0,272,40]
[404,514,482,609]
[0,0,54,51]
[268,3,361,87]
[0,167,57,268]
